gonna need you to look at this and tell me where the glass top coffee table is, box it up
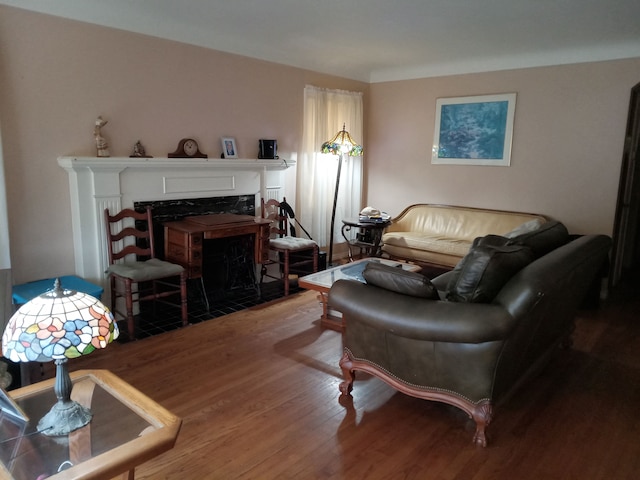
[298,258,421,332]
[0,370,181,480]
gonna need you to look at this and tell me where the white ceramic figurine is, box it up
[94,116,110,157]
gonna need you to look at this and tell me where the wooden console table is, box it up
[164,214,271,280]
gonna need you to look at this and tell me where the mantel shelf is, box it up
[57,156,295,171]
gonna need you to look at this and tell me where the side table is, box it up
[341,218,391,261]
[12,276,104,305]
[0,369,181,480]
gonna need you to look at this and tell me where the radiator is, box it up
[265,186,282,201]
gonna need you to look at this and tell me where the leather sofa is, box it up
[329,222,611,446]
[381,204,548,268]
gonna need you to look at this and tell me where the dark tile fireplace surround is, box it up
[134,194,255,258]
[131,195,292,338]
[134,194,256,286]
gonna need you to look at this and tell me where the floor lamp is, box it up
[321,124,363,266]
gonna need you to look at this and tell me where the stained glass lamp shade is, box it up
[2,278,119,436]
[321,123,363,157]
[321,124,363,265]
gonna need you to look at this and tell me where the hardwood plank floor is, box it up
[69,282,640,479]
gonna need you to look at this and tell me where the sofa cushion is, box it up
[473,234,512,248]
[510,220,569,258]
[385,205,548,242]
[504,218,545,238]
[381,232,472,257]
[446,244,535,303]
[363,262,440,299]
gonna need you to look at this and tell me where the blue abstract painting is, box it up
[438,101,508,159]
[432,93,516,166]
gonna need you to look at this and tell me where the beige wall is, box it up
[0,6,367,284]
[367,59,640,235]
[2,5,639,285]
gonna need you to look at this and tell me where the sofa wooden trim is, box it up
[339,350,493,447]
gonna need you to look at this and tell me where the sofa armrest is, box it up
[329,279,515,344]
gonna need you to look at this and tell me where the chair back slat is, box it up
[104,206,156,264]
[108,208,149,222]
[110,227,150,243]
[111,244,151,261]
[262,198,289,238]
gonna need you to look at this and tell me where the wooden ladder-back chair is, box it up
[261,198,319,296]
[104,206,188,340]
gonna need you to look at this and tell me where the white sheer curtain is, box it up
[298,86,363,259]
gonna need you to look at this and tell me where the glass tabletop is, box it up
[0,370,180,480]
[299,258,420,290]
[1,382,150,479]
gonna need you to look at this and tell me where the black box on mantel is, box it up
[258,139,277,159]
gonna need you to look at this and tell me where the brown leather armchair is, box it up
[329,228,611,446]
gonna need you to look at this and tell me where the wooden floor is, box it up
[70,280,640,479]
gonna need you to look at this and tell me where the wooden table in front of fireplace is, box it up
[164,214,272,281]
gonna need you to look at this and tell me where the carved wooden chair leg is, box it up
[124,279,135,340]
[283,250,290,296]
[338,351,355,396]
[471,401,493,447]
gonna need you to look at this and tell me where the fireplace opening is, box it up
[134,195,258,294]
[135,195,255,254]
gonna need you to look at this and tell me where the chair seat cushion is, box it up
[106,258,184,282]
[270,236,317,250]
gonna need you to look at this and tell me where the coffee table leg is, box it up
[317,292,345,332]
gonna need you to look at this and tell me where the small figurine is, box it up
[94,116,110,157]
[130,140,151,158]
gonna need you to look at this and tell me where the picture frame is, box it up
[221,137,238,159]
[432,93,516,166]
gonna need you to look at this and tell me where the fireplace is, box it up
[134,194,255,258]
[58,156,295,294]
[135,195,257,293]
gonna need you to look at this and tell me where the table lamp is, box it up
[2,278,119,436]
[321,124,363,266]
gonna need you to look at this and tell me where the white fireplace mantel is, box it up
[58,156,295,287]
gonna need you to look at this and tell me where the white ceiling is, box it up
[2,0,640,82]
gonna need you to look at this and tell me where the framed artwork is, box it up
[221,137,238,159]
[432,93,516,166]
